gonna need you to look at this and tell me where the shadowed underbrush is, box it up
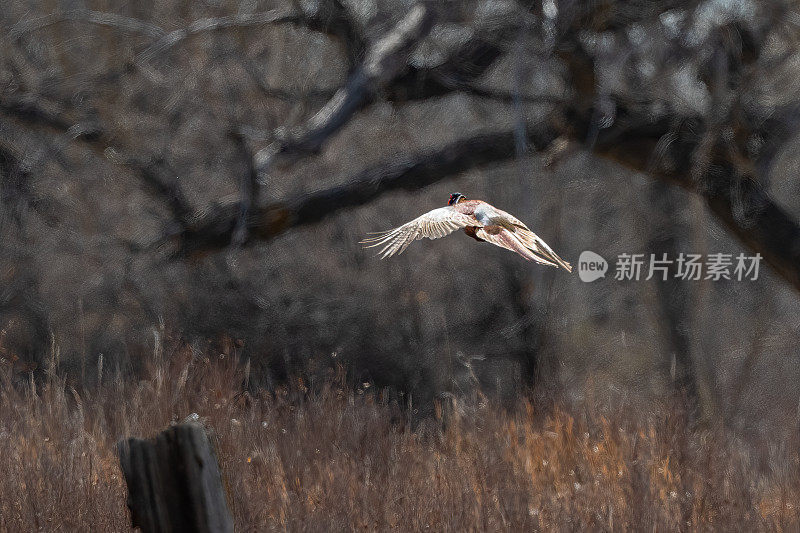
[1,341,798,531]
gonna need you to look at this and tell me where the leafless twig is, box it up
[9,10,166,40]
[137,9,301,63]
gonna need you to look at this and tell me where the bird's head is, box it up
[448,192,466,205]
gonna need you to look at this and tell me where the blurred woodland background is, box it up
[2,0,800,437]
[7,0,800,529]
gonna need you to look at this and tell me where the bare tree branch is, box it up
[0,95,101,141]
[5,1,800,295]
[229,129,261,245]
[386,20,521,102]
[254,3,436,174]
[0,95,196,232]
[0,134,60,227]
[137,9,301,62]
[172,94,800,297]
[8,1,367,95]
[289,0,368,70]
[588,109,800,292]
[174,124,560,256]
[122,155,196,231]
[705,173,800,290]
[9,9,166,40]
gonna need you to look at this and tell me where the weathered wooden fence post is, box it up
[117,423,233,533]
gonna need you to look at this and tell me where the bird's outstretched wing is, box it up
[361,207,478,258]
[474,204,572,271]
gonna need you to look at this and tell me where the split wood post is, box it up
[117,423,233,533]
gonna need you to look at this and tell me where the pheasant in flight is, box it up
[361,193,572,271]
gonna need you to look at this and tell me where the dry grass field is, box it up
[1,339,798,532]
[3,1,800,531]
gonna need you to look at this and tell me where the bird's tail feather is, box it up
[514,228,572,272]
[501,231,559,267]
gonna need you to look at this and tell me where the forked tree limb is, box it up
[175,126,559,256]
[176,105,800,294]
[136,9,301,62]
[0,1,507,235]
[704,174,800,290]
[254,3,436,174]
[587,110,800,292]
[4,3,800,292]
[8,9,167,40]
[289,0,368,69]
[0,96,198,234]
[8,2,364,66]
[0,0,434,244]
[4,70,799,295]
